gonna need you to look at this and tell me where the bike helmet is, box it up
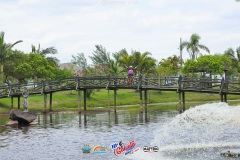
[129,66,133,68]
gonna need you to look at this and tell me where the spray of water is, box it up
[133,102,240,160]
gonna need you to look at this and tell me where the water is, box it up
[1,103,240,160]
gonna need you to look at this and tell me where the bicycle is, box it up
[127,76,134,85]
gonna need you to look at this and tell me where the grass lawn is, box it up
[0,89,240,113]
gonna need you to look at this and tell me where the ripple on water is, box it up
[2,103,240,160]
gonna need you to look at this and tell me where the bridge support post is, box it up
[224,94,227,103]
[114,89,117,113]
[83,89,87,111]
[78,90,81,113]
[178,92,183,113]
[49,93,52,111]
[108,90,110,112]
[139,89,143,112]
[44,93,47,113]
[11,96,13,109]
[220,94,227,102]
[182,92,185,111]
[18,96,20,109]
[144,90,148,110]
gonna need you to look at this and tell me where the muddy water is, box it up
[1,103,240,160]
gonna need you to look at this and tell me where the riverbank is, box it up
[1,89,240,114]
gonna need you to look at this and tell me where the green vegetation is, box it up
[1,31,240,114]
[1,89,240,113]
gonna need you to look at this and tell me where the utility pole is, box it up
[1,64,3,84]
[179,38,183,75]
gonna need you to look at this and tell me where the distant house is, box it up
[59,63,82,76]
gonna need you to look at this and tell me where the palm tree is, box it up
[224,47,239,78]
[0,31,23,82]
[31,44,59,66]
[236,46,240,61]
[181,33,210,60]
[158,55,180,76]
[132,51,157,75]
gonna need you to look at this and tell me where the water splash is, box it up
[134,102,240,160]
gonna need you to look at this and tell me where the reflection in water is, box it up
[0,109,178,160]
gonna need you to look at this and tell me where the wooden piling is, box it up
[178,92,183,113]
[44,93,47,113]
[108,90,110,112]
[49,93,52,111]
[83,89,86,111]
[11,96,13,109]
[144,90,148,110]
[139,89,143,112]
[114,89,117,113]
[18,96,20,109]
[182,92,185,111]
[78,90,81,113]
[224,94,227,102]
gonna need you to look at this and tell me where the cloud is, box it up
[1,0,240,64]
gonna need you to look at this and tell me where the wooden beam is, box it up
[144,90,148,110]
[178,92,183,113]
[108,90,110,112]
[114,90,117,113]
[44,93,47,113]
[18,96,20,109]
[182,92,185,111]
[11,96,13,109]
[49,93,52,111]
[139,89,143,112]
[78,90,81,113]
[83,89,87,111]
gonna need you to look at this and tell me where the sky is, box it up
[1,0,240,64]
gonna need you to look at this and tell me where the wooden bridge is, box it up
[1,75,240,113]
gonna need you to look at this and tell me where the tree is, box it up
[157,55,180,76]
[224,47,240,78]
[14,63,33,83]
[89,45,111,66]
[89,45,113,75]
[236,46,240,56]
[131,51,157,75]
[181,54,231,76]
[117,50,133,68]
[181,33,210,60]
[28,53,56,81]
[71,53,88,69]
[117,50,157,75]
[31,44,59,67]
[4,50,27,83]
[0,31,22,83]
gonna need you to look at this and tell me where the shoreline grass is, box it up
[1,89,240,114]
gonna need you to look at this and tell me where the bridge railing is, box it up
[180,77,222,92]
[141,76,179,89]
[8,82,43,96]
[2,76,240,98]
[221,79,240,94]
[106,76,139,89]
[77,76,109,89]
[0,85,10,98]
[43,78,77,92]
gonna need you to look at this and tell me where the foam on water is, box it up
[132,102,240,160]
